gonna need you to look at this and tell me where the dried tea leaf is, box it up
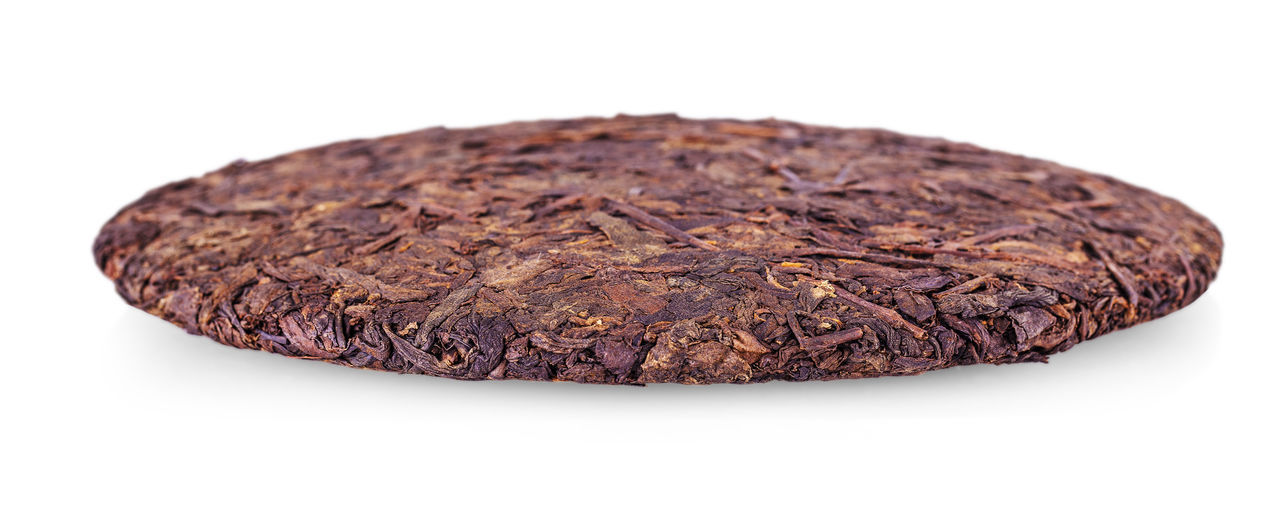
[94,115,1223,384]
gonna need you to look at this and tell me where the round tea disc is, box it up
[94,115,1222,384]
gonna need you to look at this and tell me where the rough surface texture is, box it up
[94,115,1223,384]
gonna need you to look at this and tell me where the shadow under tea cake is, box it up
[93,115,1222,384]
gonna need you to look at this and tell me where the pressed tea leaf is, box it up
[93,115,1223,384]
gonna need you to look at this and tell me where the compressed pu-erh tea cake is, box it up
[94,115,1222,384]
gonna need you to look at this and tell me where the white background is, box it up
[2,1,1276,511]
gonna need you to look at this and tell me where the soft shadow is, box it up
[112,293,1222,418]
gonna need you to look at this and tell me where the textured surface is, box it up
[93,115,1222,384]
